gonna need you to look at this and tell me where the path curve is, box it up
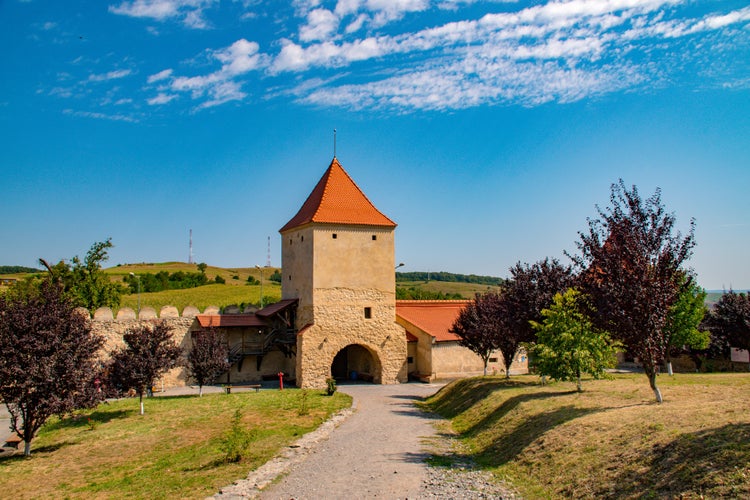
[216,383,444,499]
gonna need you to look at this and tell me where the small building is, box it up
[397,300,527,381]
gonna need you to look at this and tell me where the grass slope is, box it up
[0,390,351,499]
[424,373,750,499]
[110,263,281,313]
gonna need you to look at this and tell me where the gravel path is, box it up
[214,383,518,500]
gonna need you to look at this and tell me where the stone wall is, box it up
[81,305,211,389]
[296,287,407,388]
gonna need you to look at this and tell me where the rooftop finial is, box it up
[333,128,337,158]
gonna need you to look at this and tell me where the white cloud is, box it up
[63,109,138,122]
[167,38,265,108]
[109,0,216,29]
[87,69,133,82]
[300,8,340,42]
[147,68,173,83]
[147,92,178,105]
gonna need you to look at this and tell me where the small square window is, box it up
[372,235,377,240]
[489,357,498,363]
[288,275,292,280]
[407,356,414,364]
[364,307,372,319]
[332,233,337,239]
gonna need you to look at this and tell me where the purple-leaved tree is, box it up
[571,180,695,403]
[107,322,182,414]
[187,327,230,396]
[0,280,104,455]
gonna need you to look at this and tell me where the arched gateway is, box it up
[331,344,381,382]
[280,157,408,388]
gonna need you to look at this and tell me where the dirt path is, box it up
[217,382,444,499]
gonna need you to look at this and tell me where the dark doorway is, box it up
[331,349,348,380]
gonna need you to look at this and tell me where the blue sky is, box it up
[1,0,749,290]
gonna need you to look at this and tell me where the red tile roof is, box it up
[280,157,397,233]
[196,314,267,328]
[396,300,471,342]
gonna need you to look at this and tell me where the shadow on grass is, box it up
[424,377,540,419]
[464,389,579,439]
[609,422,750,499]
[0,441,75,463]
[42,408,133,432]
[477,405,600,467]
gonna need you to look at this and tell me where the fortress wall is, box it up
[81,305,214,389]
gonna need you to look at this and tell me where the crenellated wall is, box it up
[80,305,217,389]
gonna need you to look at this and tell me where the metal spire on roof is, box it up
[333,128,337,158]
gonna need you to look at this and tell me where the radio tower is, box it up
[188,229,194,264]
[266,236,271,267]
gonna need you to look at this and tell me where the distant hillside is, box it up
[0,265,42,274]
[396,271,504,286]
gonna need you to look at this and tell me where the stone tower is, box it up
[280,157,408,388]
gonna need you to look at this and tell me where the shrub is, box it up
[325,378,337,396]
[220,409,254,463]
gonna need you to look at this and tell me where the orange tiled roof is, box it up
[396,300,471,342]
[280,157,396,233]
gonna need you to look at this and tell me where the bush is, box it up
[220,409,254,463]
[325,378,337,396]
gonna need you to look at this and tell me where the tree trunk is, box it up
[483,358,488,376]
[23,440,31,457]
[667,361,673,376]
[139,393,145,415]
[647,370,663,403]
[199,385,203,397]
[576,370,582,392]
[505,366,510,379]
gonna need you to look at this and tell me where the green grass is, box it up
[110,263,282,313]
[0,390,351,499]
[423,373,750,499]
[118,283,281,314]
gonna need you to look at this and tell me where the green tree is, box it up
[531,289,620,392]
[663,273,710,375]
[40,239,123,310]
[0,280,104,455]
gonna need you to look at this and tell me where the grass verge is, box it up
[0,389,351,499]
[423,373,750,499]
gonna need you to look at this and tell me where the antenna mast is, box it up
[189,229,194,264]
[333,128,337,158]
[266,236,272,268]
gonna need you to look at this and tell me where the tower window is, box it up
[364,307,372,319]
[407,356,414,364]
[288,275,292,281]
[332,233,337,239]
[301,235,304,242]
[372,235,377,240]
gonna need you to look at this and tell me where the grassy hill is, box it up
[423,373,750,499]
[106,263,281,313]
